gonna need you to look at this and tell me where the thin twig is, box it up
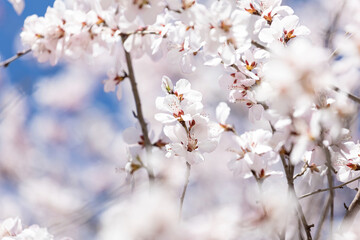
[298,216,305,240]
[314,195,331,240]
[165,5,182,14]
[121,30,160,37]
[279,151,290,240]
[121,36,151,148]
[339,188,360,231]
[293,163,309,180]
[49,183,129,234]
[328,32,353,59]
[323,145,334,238]
[299,175,360,199]
[332,86,360,105]
[179,162,191,219]
[121,36,154,180]
[229,63,241,72]
[323,1,344,49]
[280,151,313,240]
[296,191,314,240]
[0,49,31,68]
[251,40,268,51]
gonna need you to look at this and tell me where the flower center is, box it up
[182,0,196,10]
[220,19,232,32]
[283,29,296,43]
[133,0,150,9]
[244,3,260,16]
[186,136,198,152]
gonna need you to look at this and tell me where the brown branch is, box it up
[328,32,353,59]
[296,193,314,240]
[229,63,241,72]
[121,36,154,181]
[332,86,360,105]
[0,49,31,68]
[323,0,346,49]
[298,217,305,240]
[121,36,151,148]
[251,40,268,51]
[121,30,160,37]
[179,162,191,219]
[280,151,313,240]
[299,175,360,199]
[49,183,129,234]
[165,5,182,14]
[314,195,331,240]
[339,188,360,232]
[293,163,309,180]
[323,145,334,236]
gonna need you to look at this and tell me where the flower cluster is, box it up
[228,129,280,180]
[3,0,360,239]
[156,76,219,164]
[0,217,67,240]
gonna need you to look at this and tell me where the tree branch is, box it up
[280,151,313,240]
[323,145,334,238]
[0,49,31,68]
[121,36,154,180]
[293,162,309,180]
[332,86,360,105]
[323,0,346,49]
[314,195,331,240]
[251,40,268,51]
[179,162,191,219]
[339,188,360,232]
[121,36,151,148]
[299,175,360,199]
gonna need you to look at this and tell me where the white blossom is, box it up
[258,15,310,46]
[228,129,279,179]
[164,115,218,164]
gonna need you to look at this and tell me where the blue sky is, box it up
[0,0,60,93]
[0,0,309,129]
[0,0,128,128]
[0,0,307,91]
